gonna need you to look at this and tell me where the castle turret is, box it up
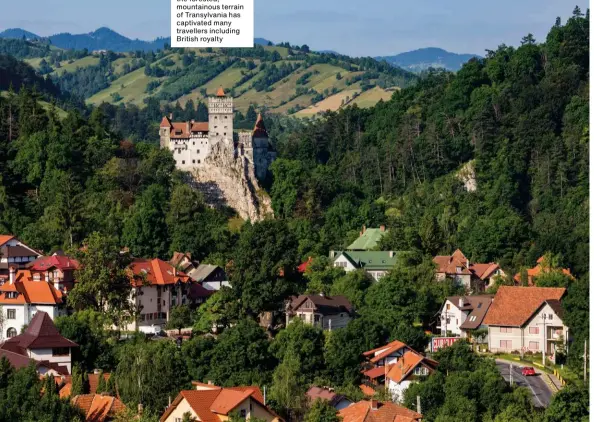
[208,86,234,146]
[159,115,173,148]
[252,113,273,180]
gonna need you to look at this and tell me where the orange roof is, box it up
[433,249,471,275]
[0,235,15,245]
[72,394,126,422]
[88,373,110,394]
[216,86,226,97]
[363,365,388,379]
[359,384,376,397]
[368,341,409,364]
[160,116,172,128]
[339,400,422,422]
[160,385,279,422]
[483,286,566,327]
[129,258,190,287]
[59,381,72,399]
[386,351,424,383]
[191,121,209,132]
[252,113,268,138]
[469,262,500,280]
[0,270,64,305]
[513,257,573,285]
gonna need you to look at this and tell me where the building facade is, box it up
[159,87,276,181]
[331,250,398,281]
[436,295,493,338]
[286,294,353,330]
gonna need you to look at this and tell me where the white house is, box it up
[123,258,193,334]
[0,235,41,275]
[330,250,398,281]
[0,311,77,374]
[436,295,493,338]
[0,266,66,341]
[285,294,353,330]
[361,340,438,402]
[484,286,568,360]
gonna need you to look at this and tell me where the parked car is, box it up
[521,367,536,376]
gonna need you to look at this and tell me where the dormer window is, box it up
[6,292,17,299]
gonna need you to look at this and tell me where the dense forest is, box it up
[0,7,589,422]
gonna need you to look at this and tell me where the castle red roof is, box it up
[216,86,226,97]
[252,113,268,138]
[160,116,172,128]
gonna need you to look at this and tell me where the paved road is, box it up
[495,361,553,408]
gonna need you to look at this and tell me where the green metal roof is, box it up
[347,228,387,250]
[333,250,398,270]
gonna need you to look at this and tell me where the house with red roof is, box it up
[360,340,438,400]
[513,256,573,286]
[160,382,282,422]
[0,266,66,340]
[0,311,77,375]
[28,252,80,292]
[72,394,126,422]
[483,286,568,359]
[285,294,354,330]
[0,235,41,275]
[306,386,352,410]
[338,399,422,422]
[122,258,193,334]
[433,249,505,292]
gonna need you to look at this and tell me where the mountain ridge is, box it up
[377,47,481,72]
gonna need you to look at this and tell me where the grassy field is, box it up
[52,56,100,76]
[295,88,360,116]
[87,67,161,106]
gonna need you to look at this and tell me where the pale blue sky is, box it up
[0,0,587,56]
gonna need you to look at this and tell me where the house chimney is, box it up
[362,225,366,234]
[380,225,386,232]
[459,297,464,308]
[370,399,378,410]
[9,266,16,285]
[389,251,394,258]
[169,113,173,120]
[207,380,213,385]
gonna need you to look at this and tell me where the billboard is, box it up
[431,337,460,352]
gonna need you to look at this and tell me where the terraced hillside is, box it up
[17,40,416,116]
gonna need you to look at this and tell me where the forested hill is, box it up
[270,10,589,277]
[0,37,415,116]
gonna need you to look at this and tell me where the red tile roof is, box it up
[0,235,15,245]
[359,384,376,397]
[513,257,573,286]
[160,116,172,128]
[29,255,80,272]
[72,394,126,422]
[386,351,425,383]
[433,249,471,275]
[0,311,77,351]
[0,271,64,305]
[252,113,268,138]
[363,366,388,379]
[368,341,409,364]
[297,257,313,273]
[483,286,566,327]
[129,258,190,287]
[191,122,209,132]
[339,400,422,422]
[88,373,110,395]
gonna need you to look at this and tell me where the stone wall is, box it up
[191,139,273,221]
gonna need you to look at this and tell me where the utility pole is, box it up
[416,395,421,415]
[539,313,548,367]
[584,339,588,383]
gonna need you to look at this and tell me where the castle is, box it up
[159,87,276,180]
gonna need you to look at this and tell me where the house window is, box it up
[529,341,539,350]
[548,314,553,320]
[6,309,15,319]
[529,327,539,334]
[500,327,512,333]
[477,303,482,308]
[6,328,16,338]
[446,304,450,310]
[414,366,428,376]
[240,409,247,417]
[6,292,17,299]
[52,347,69,356]
[298,314,305,320]
[500,340,512,349]
[335,261,347,268]
[175,418,182,422]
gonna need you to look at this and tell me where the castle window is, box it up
[225,116,228,119]
[192,160,196,164]
[192,142,195,145]
[197,150,200,153]
[198,160,201,163]
[182,160,185,164]
[224,133,226,136]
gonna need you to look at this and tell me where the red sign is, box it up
[431,337,459,351]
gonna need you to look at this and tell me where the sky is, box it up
[0,0,588,56]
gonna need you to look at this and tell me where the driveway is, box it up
[495,360,554,408]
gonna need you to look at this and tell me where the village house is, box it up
[160,381,282,422]
[170,252,229,291]
[71,394,127,422]
[306,386,352,410]
[123,258,192,334]
[0,311,77,375]
[347,225,388,250]
[360,340,438,400]
[285,294,353,330]
[28,253,80,292]
[338,399,422,422]
[433,249,504,291]
[330,250,398,281]
[0,235,42,275]
[513,256,573,286]
[483,286,568,360]
[0,266,66,340]
[436,295,493,339]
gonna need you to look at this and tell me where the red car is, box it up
[522,367,536,376]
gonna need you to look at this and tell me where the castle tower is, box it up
[252,113,272,180]
[208,87,234,146]
[159,115,172,149]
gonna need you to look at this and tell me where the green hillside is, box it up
[6,40,416,115]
